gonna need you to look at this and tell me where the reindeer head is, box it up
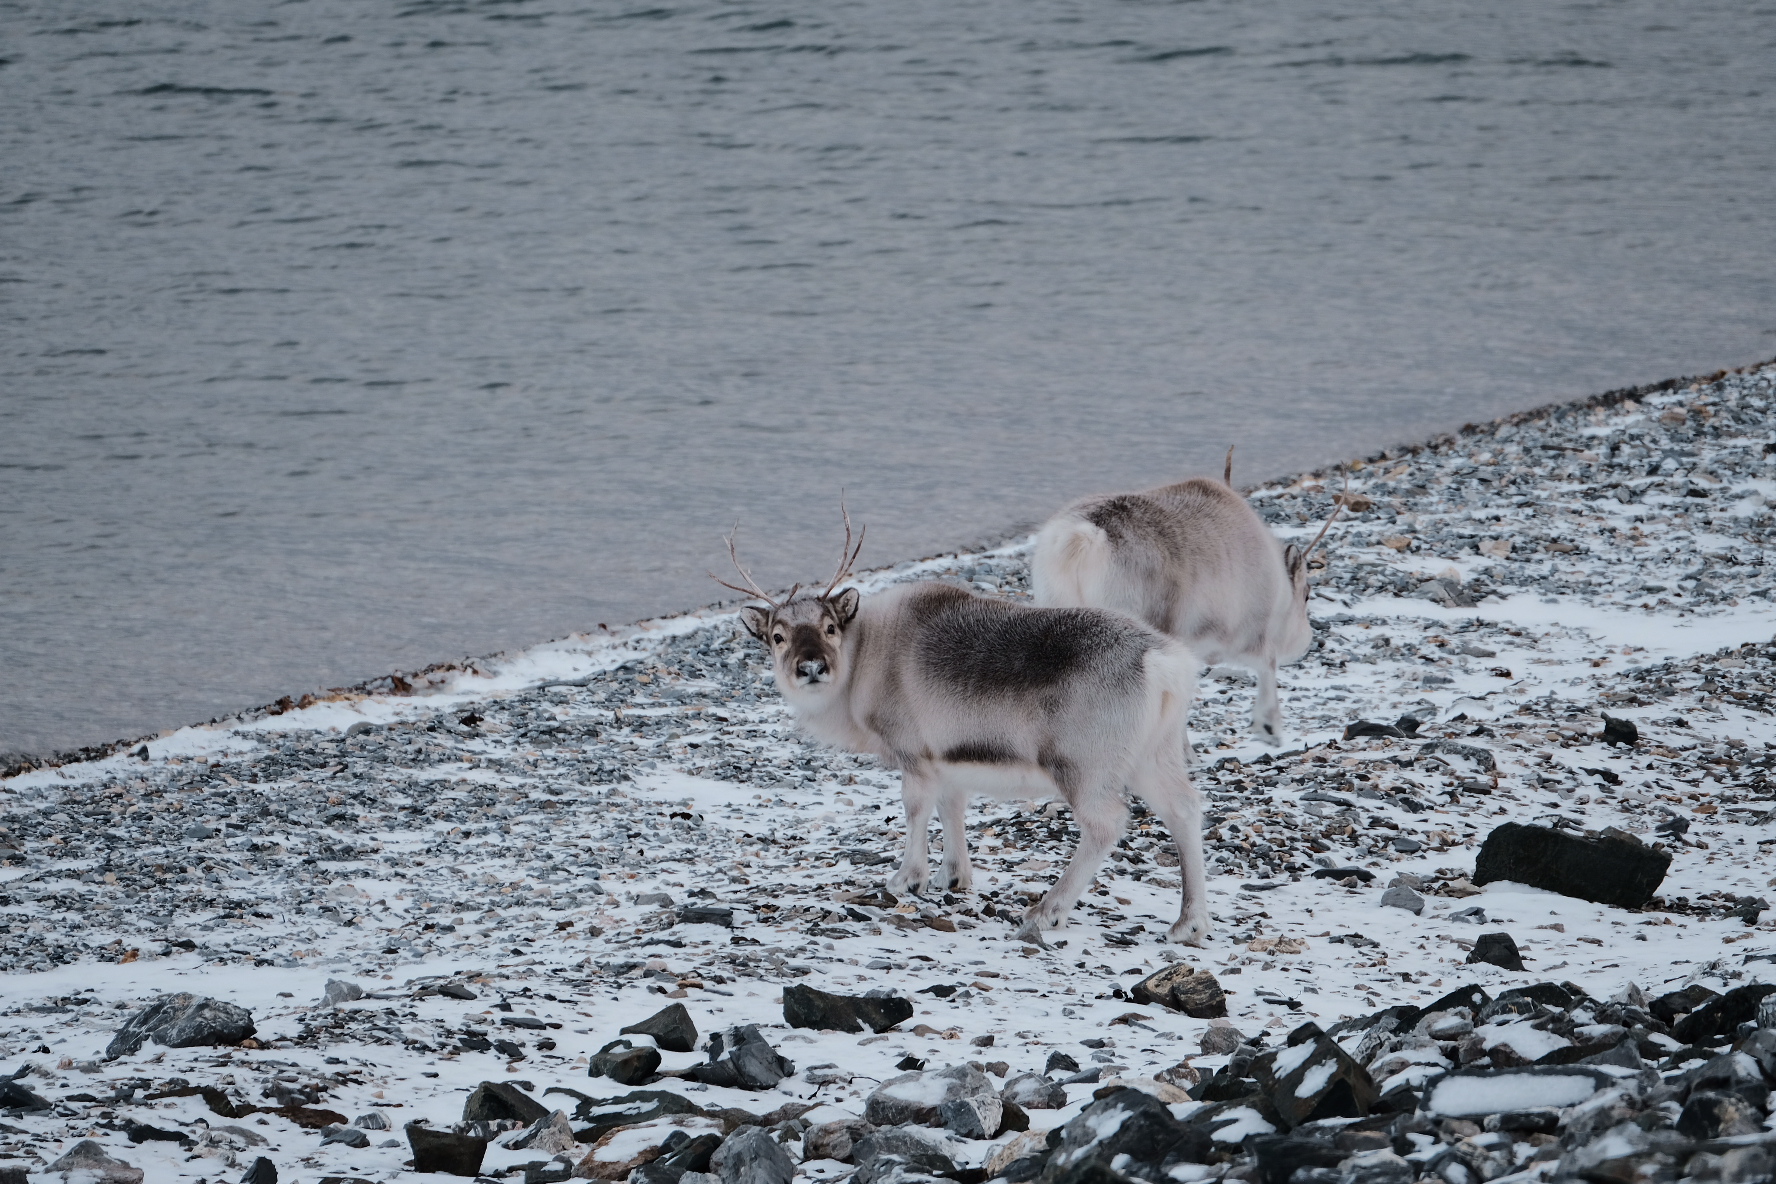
[715,505,866,694]
[1278,475,1345,662]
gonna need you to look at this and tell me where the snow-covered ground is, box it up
[2,363,1774,1182]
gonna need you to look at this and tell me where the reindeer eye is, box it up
[825,624,836,635]
[771,633,784,645]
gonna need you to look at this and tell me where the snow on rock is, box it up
[5,363,1776,1182]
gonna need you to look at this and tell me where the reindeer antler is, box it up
[822,497,867,600]
[1302,467,1349,562]
[709,525,798,608]
[1224,445,1236,488]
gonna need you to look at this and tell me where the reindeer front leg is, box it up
[936,780,973,893]
[1252,656,1282,745]
[887,765,936,898]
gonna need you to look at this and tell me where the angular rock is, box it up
[507,1110,578,1154]
[552,1089,702,1140]
[105,992,256,1059]
[1251,1027,1379,1129]
[241,1157,277,1184]
[865,1064,999,1129]
[782,984,912,1034]
[1650,983,1720,1025]
[633,1132,723,1184]
[1466,932,1525,971]
[0,1078,50,1111]
[984,1130,1049,1181]
[678,904,735,928]
[355,1111,391,1130]
[1601,714,1640,746]
[320,1125,370,1148]
[1001,1071,1068,1111]
[464,1080,551,1125]
[1130,964,1228,1018]
[1473,822,1670,909]
[622,1002,700,1053]
[938,1092,1000,1140]
[323,979,364,1006]
[1199,1025,1247,1056]
[1677,1090,1764,1139]
[802,1118,876,1163]
[851,1126,957,1183]
[1378,885,1424,915]
[709,1125,794,1184]
[1672,984,1776,1045]
[1416,740,1495,773]
[1035,1088,1212,1184]
[1044,1051,1079,1075]
[1339,1148,1413,1184]
[590,1039,662,1086]
[407,1123,488,1176]
[47,1140,145,1184]
[438,983,479,1001]
[1343,721,1410,740]
[689,1025,794,1091]
[1250,1135,1344,1184]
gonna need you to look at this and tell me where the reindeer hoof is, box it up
[942,865,973,892]
[1168,915,1210,947]
[886,869,927,897]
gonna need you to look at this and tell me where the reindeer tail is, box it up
[1030,513,1113,608]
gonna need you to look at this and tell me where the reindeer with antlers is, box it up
[1031,450,1343,747]
[716,509,1211,946]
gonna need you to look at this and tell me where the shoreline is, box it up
[0,361,1773,1183]
[6,357,1768,783]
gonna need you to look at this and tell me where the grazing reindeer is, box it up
[715,514,1210,945]
[1031,450,1341,746]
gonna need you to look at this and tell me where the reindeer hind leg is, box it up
[1131,747,1209,946]
[936,779,973,893]
[1016,773,1127,943]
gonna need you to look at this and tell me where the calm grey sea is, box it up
[3,0,1773,756]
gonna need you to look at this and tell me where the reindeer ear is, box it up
[740,605,771,640]
[1283,543,1305,578]
[828,587,861,626]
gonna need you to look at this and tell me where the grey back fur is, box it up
[1031,475,1322,745]
[739,580,1210,945]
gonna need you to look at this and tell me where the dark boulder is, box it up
[1677,1091,1764,1140]
[1466,933,1525,972]
[590,1039,662,1086]
[1250,1135,1344,1184]
[678,904,735,928]
[406,1124,488,1176]
[633,1132,723,1184]
[709,1125,794,1184]
[1651,983,1720,1025]
[1473,823,1669,909]
[0,1079,50,1112]
[1034,1088,1212,1184]
[463,1080,550,1125]
[1601,715,1640,746]
[622,1002,700,1053]
[1343,722,1409,740]
[1672,984,1776,1045]
[1252,1025,1379,1129]
[803,1119,876,1163]
[1130,964,1227,1018]
[549,1089,701,1141]
[241,1156,278,1184]
[689,1025,794,1091]
[851,1126,957,1184]
[1002,1072,1068,1111]
[782,984,912,1034]
[105,993,257,1059]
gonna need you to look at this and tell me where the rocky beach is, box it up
[3,361,1776,1184]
